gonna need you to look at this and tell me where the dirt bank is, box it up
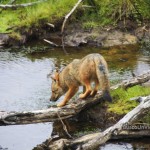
[0,22,150,48]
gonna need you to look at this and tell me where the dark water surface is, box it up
[0,45,150,150]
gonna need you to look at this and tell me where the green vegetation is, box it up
[0,0,77,32]
[0,0,150,33]
[82,0,150,28]
[108,85,150,115]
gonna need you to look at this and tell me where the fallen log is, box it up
[112,129,150,139]
[0,70,150,126]
[35,129,150,150]
[44,96,150,150]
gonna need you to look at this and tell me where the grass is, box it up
[0,0,150,34]
[0,0,150,36]
[108,85,150,115]
[0,0,77,32]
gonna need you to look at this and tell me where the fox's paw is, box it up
[90,90,97,97]
[57,102,65,107]
[79,94,85,99]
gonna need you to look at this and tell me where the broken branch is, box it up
[44,39,59,47]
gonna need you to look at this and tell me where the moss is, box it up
[82,21,98,30]
[9,32,22,40]
[108,85,150,115]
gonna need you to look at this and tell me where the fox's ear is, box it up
[54,72,59,81]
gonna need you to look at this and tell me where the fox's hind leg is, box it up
[79,81,92,99]
[90,80,99,97]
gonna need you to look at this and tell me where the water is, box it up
[0,45,150,150]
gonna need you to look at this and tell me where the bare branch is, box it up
[0,0,48,9]
[61,0,83,53]
[61,0,83,34]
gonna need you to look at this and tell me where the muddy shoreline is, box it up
[0,22,150,48]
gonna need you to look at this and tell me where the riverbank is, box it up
[0,22,150,48]
[0,0,150,48]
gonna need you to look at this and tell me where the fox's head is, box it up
[50,72,64,101]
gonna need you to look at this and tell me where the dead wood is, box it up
[61,0,83,35]
[61,0,83,53]
[44,39,59,47]
[0,0,48,9]
[46,96,150,150]
[0,70,150,126]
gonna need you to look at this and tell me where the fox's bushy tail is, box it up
[95,55,112,102]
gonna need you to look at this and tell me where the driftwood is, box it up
[42,96,150,150]
[44,39,59,47]
[0,70,150,126]
[0,0,48,9]
[35,129,150,149]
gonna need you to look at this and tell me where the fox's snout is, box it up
[50,95,58,102]
[103,90,112,102]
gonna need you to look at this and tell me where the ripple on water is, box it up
[0,52,54,111]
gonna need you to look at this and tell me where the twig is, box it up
[44,39,59,47]
[0,0,48,9]
[57,112,72,139]
[0,0,16,13]
[46,23,55,28]
[82,5,95,8]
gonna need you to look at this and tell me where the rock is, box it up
[0,33,27,47]
[135,26,150,41]
[64,29,138,47]
[0,33,9,46]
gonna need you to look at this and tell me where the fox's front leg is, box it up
[57,87,78,107]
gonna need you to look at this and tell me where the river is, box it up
[0,44,150,150]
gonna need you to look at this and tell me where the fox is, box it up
[50,53,112,107]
